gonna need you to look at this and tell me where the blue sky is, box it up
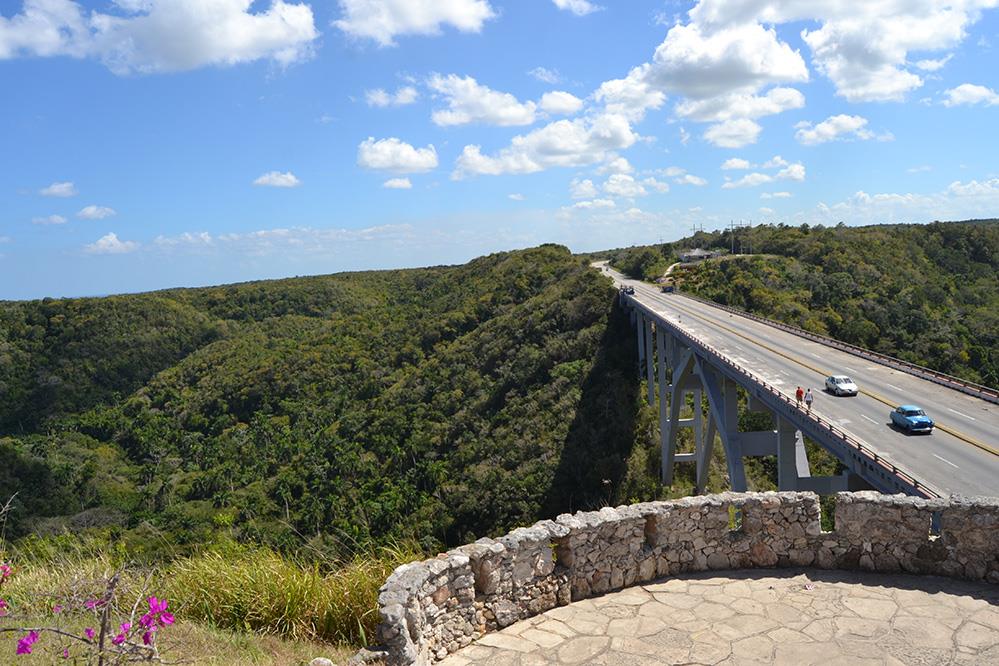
[2,0,998,299]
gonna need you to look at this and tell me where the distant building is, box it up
[679,248,720,263]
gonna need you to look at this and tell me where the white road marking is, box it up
[838,419,852,425]
[947,407,977,421]
[866,366,881,371]
[932,454,959,469]
[886,383,904,392]
[861,414,878,424]
[810,353,822,359]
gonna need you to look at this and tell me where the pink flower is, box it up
[148,597,168,614]
[159,612,174,626]
[83,599,97,610]
[62,648,69,659]
[53,604,64,614]
[0,564,11,581]
[0,599,8,617]
[111,622,131,646]
[139,612,154,628]
[16,631,39,655]
[142,596,174,627]
[84,628,95,641]
[142,628,156,645]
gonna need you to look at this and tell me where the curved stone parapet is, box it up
[374,491,999,665]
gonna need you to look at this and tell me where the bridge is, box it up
[604,264,999,499]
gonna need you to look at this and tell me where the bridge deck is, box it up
[608,267,999,497]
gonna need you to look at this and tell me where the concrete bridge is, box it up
[608,264,999,499]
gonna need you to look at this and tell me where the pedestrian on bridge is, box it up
[805,388,814,412]
[795,386,804,407]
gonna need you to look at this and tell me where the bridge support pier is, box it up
[634,307,872,496]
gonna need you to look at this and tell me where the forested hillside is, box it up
[609,220,999,389]
[0,245,645,554]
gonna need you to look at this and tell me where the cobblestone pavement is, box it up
[440,569,999,665]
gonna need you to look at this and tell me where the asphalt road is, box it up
[602,265,999,497]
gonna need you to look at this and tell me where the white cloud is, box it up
[39,181,77,197]
[253,171,301,187]
[32,214,68,225]
[84,232,138,254]
[528,66,560,84]
[811,177,999,224]
[668,2,994,103]
[660,167,685,177]
[676,174,708,186]
[762,155,788,168]
[914,54,953,72]
[942,83,999,107]
[508,193,525,201]
[760,191,792,199]
[540,90,583,115]
[154,224,414,256]
[358,137,438,173]
[675,87,804,122]
[598,157,633,175]
[721,158,751,170]
[453,113,638,178]
[77,205,116,219]
[0,0,319,74]
[552,0,601,16]
[603,173,647,198]
[777,163,805,181]
[703,118,761,148]
[570,178,599,199]
[759,206,774,214]
[722,173,772,189]
[794,114,874,145]
[594,64,665,121]
[429,74,536,126]
[365,86,418,107]
[570,198,615,209]
[907,165,932,173]
[334,0,495,46]
[641,177,670,193]
[383,177,412,189]
[645,22,808,100]
[679,127,691,145]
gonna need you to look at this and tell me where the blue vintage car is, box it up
[890,405,934,434]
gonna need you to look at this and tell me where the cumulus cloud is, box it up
[675,87,804,122]
[528,66,560,84]
[641,177,671,193]
[382,177,412,189]
[540,90,583,115]
[253,171,301,187]
[569,198,615,209]
[508,193,525,201]
[598,157,633,175]
[603,174,646,198]
[334,0,495,46]
[358,137,438,173]
[453,113,638,178]
[429,74,536,126]
[77,205,116,219]
[0,0,319,74]
[703,118,761,148]
[84,232,138,254]
[915,55,952,72]
[552,0,601,16]
[366,86,418,107]
[32,214,68,225]
[722,161,804,188]
[812,177,999,225]
[594,64,666,121]
[760,191,792,199]
[676,173,708,186]
[40,181,77,197]
[722,172,773,189]
[942,83,999,107]
[721,158,751,170]
[154,224,415,256]
[570,178,598,199]
[794,114,877,145]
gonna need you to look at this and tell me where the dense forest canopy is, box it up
[2,220,995,563]
[0,246,641,555]
[608,220,999,389]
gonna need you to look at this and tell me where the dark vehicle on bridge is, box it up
[890,405,934,434]
[620,285,635,295]
[660,285,674,293]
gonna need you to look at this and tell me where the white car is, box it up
[825,375,858,396]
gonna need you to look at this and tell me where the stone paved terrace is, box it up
[439,569,999,665]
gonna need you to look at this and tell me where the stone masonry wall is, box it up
[373,491,999,666]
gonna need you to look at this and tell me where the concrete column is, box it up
[657,328,669,468]
[645,319,655,406]
[777,416,799,490]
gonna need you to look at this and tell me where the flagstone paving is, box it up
[439,569,999,665]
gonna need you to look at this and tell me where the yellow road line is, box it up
[651,290,999,458]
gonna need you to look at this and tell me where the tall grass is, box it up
[164,543,419,645]
[2,539,420,648]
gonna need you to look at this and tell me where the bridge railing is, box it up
[624,294,943,499]
[673,291,999,405]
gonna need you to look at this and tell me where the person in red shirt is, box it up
[795,386,804,407]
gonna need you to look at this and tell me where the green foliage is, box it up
[0,245,641,556]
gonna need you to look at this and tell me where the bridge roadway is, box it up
[604,266,999,497]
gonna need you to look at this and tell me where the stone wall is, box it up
[373,491,999,665]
